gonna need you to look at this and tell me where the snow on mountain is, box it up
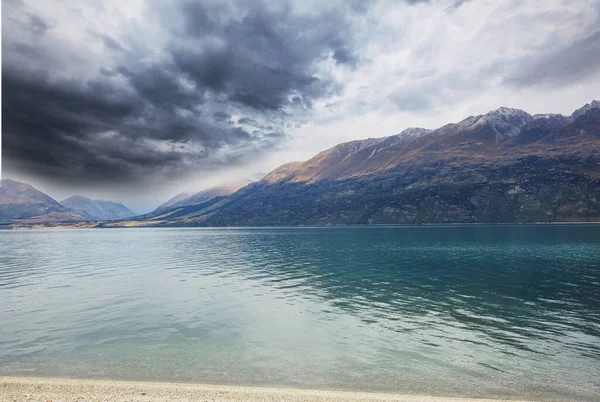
[395,127,431,139]
[533,113,567,120]
[571,100,600,120]
[460,107,533,137]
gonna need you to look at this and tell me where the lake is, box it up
[0,226,599,400]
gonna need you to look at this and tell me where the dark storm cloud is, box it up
[238,117,259,126]
[331,45,359,68]
[122,64,205,113]
[2,65,139,182]
[1,0,366,186]
[2,60,275,184]
[169,1,356,110]
[213,111,232,123]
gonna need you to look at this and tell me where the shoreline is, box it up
[3,221,600,230]
[0,376,537,402]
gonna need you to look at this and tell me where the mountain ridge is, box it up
[0,179,86,222]
[153,182,249,214]
[124,101,600,226]
[60,196,136,220]
[4,101,600,228]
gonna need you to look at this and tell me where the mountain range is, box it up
[0,180,135,224]
[2,101,600,227]
[118,100,600,226]
[60,196,136,220]
[0,179,86,223]
[152,180,255,215]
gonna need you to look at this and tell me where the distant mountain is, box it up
[126,101,600,226]
[0,179,86,222]
[155,192,194,213]
[151,175,266,217]
[60,196,136,220]
[154,184,244,214]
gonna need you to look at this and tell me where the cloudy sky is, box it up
[2,0,600,212]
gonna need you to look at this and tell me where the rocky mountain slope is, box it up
[0,179,86,223]
[130,101,600,226]
[60,196,136,220]
[571,100,600,119]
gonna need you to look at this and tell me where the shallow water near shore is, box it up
[1,225,599,400]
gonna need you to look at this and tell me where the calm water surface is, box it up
[0,226,599,400]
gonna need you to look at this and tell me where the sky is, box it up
[2,0,600,213]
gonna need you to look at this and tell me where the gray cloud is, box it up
[168,0,354,110]
[504,29,600,88]
[2,0,365,188]
[27,13,51,36]
[3,0,600,197]
[94,33,125,51]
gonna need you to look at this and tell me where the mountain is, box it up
[60,196,136,220]
[150,175,266,218]
[154,183,244,214]
[125,101,600,226]
[503,114,572,146]
[571,100,600,120]
[0,179,86,223]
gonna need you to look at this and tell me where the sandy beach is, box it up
[0,376,539,402]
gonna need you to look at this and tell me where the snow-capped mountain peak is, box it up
[396,127,431,139]
[484,107,531,121]
[571,100,600,120]
[459,107,532,137]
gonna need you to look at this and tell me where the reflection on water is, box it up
[1,226,599,400]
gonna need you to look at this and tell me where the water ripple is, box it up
[0,226,599,400]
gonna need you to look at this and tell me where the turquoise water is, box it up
[0,226,599,400]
